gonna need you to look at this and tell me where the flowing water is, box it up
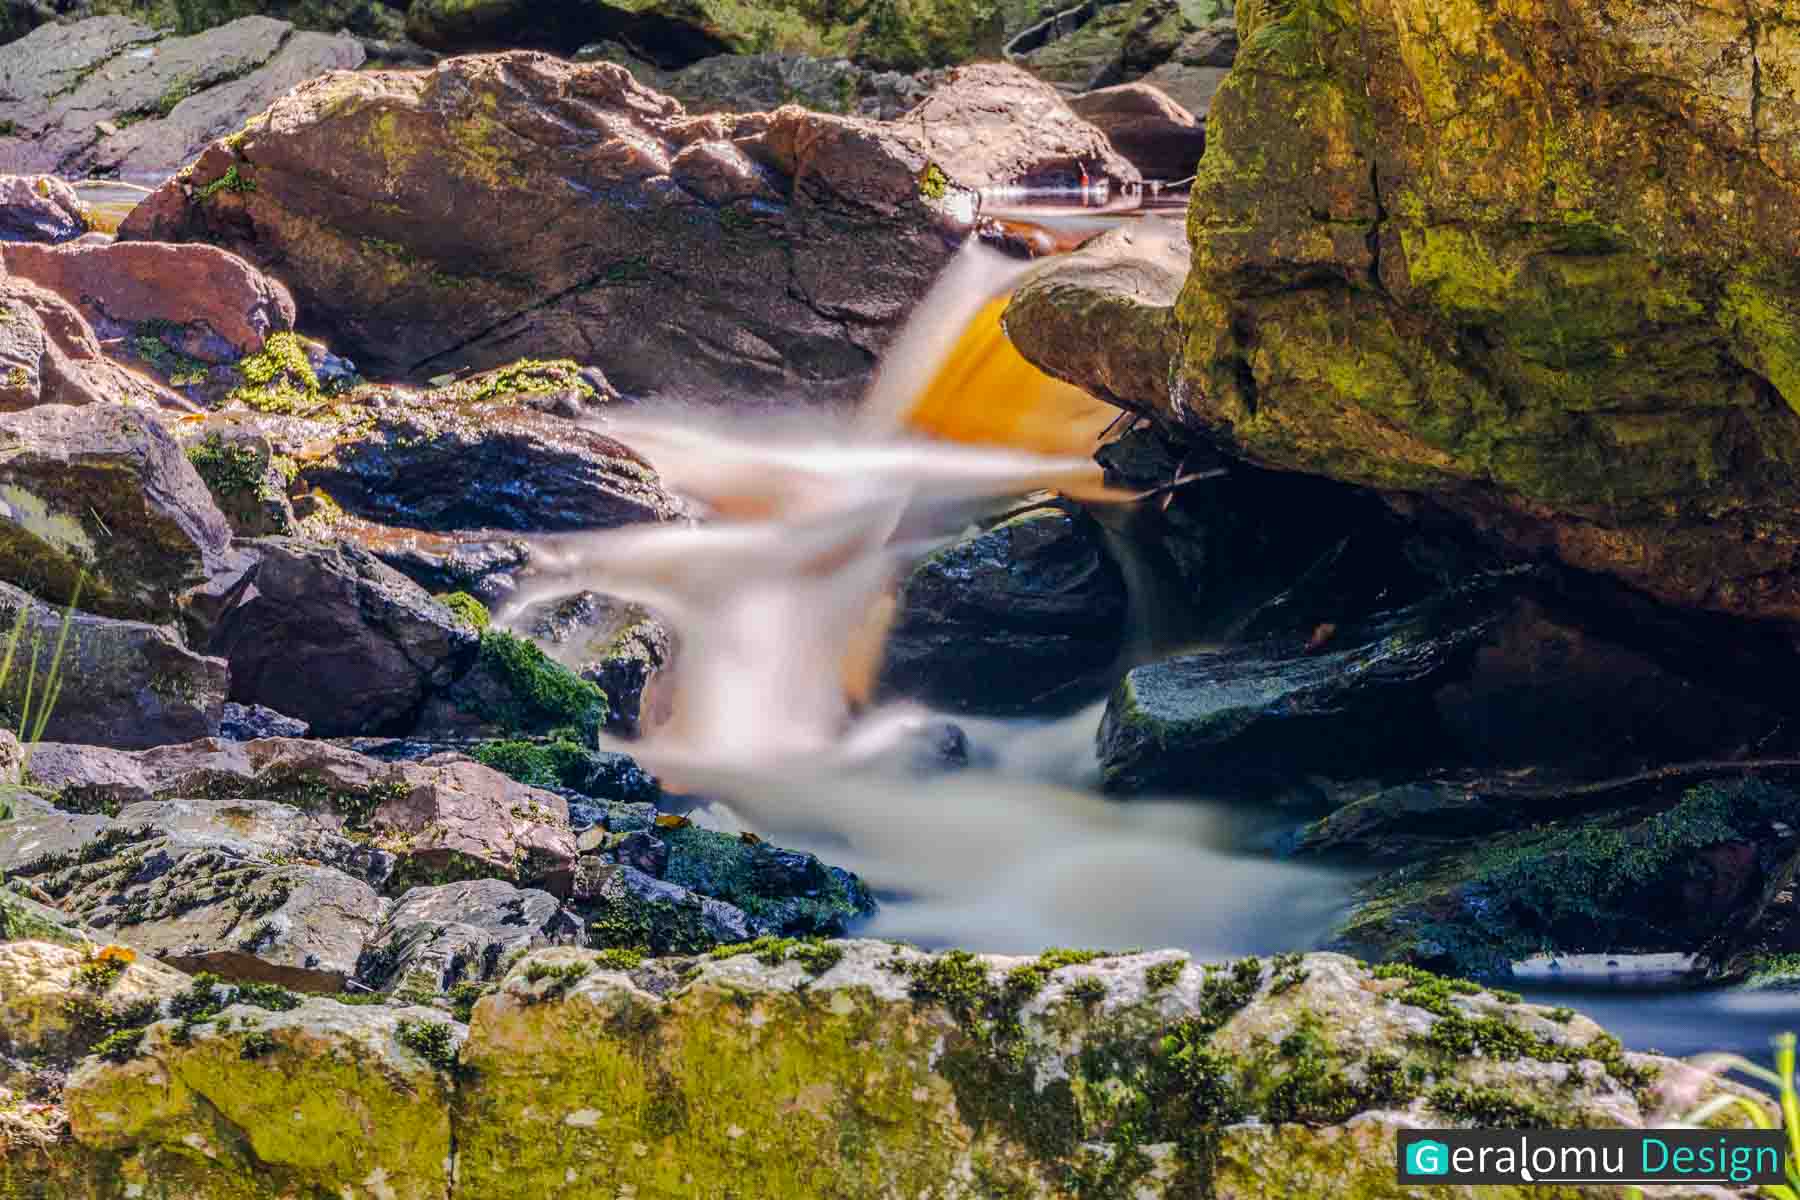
[496,230,1800,1062]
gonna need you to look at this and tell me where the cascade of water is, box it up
[500,233,1360,953]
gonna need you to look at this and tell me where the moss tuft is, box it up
[229,332,319,414]
[472,630,608,737]
[395,1018,459,1073]
[434,590,489,632]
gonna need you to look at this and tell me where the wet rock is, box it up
[2,240,295,359]
[295,398,680,534]
[1333,780,1800,981]
[65,996,456,1199]
[656,822,876,938]
[0,278,178,411]
[0,401,233,622]
[0,793,382,991]
[217,701,307,741]
[1007,0,1224,92]
[1068,81,1205,180]
[515,590,674,737]
[580,860,754,952]
[353,877,581,1001]
[206,538,477,735]
[0,16,364,183]
[1004,217,1188,412]
[880,502,1128,713]
[0,174,88,243]
[114,54,1096,400]
[415,626,609,741]
[0,582,226,748]
[1140,19,1236,116]
[367,529,530,606]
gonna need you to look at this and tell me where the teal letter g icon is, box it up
[1408,1139,1449,1176]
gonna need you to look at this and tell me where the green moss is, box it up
[1145,958,1185,991]
[468,738,591,791]
[434,590,489,632]
[472,629,608,737]
[918,163,949,201]
[185,434,264,498]
[1428,1082,1554,1128]
[458,358,595,404]
[520,959,591,1002]
[395,1018,459,1073]
[707,936,844,975]
[194,163,256,201]
[238,1029,277,1059]
[592,947,645,971]
[228,331,319,414]
[90,1026,145,1063]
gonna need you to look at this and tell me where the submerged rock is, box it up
[880,501,1128,713]
[116,55,1121,399]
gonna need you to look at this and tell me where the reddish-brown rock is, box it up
[116,54,1125,400]
[3,240,295,359]
[1068,82,1205,181]
[0,278,177,410]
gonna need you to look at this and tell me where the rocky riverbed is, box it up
[1,0,1799,1196]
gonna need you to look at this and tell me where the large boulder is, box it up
[206,538,477,735]
[2,240,296,359]
[0,15,364,184]
[1019,0,1800,624]
[115,55,1123,399]
[353,877,581,1001]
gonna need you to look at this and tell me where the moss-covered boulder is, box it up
[1332,780,1800,981]
[1006,0,1800,623]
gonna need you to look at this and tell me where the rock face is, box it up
[2,240,296,358]
[115,54,1119,398]
[880,502,1129,712]
[0,15,365,183]
[206,538,477,735]
[16,941,1753,1199]
[354,877,581,1000]
[1070,0,1800,624]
